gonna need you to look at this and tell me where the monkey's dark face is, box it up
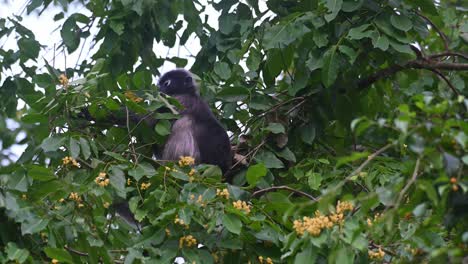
[158,69,196,96]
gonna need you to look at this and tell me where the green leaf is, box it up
[79,138,91,159]
[371,32,389,51]
[324,0,343,22]
[342,0,364,12]
[294,244,317,264]
[306,53,324,71]
[263,123,285,134]
[109,165,126,198]
[307,172,322,190]
[223,214,242,234]
[347,24,372,40]
[254,150,284,169]
[321,47,339,88]
[312,30,328,48]
[104,151,128,162]
[338,45,358,64]
[263,19,310,49]
[40,136,65,152]
[17,37,40,60]
[69,137,80,158]
[217,87,249,102]
[60,16,80,52]
[155,120,171,136]
[109,21,124,35]
[21,219,48,235]
[246,163,268,186]
[335,245,354,264]
[44,248,73,263]
[214,62,231,80]
[390,14,412,32]
[27,165,55,181]
[6,243,30,263]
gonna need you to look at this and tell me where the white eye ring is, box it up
[163,80,171,87]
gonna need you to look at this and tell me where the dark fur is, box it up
[158,69,232,174]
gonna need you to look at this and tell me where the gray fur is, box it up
[162,116,200,162]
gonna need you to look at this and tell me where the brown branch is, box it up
[369,241,396,256]
[429,52,468,61]
[347,143,394,179]
[407,60,468,71]
[64,245,88,257]
[251,186,317,201]
[426,68,460,96]
[395,158,421,208]
[414,10,449,51]
[358,59,468,92]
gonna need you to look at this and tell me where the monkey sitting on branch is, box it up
[156,69,232,174]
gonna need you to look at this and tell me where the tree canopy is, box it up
[0,0,467,263]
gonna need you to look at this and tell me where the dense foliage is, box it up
[0,0,467,263]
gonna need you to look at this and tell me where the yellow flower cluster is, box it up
[189,168,196,176]
[233,200,251,214]
[127,178,132,185]
[179,156,195,166]
[336,200,354,214]
[293,201,355,236]
[51,259,59,264]
[94,172,110,187]
[103,202,110,209]
[216,188,230,199]
[59,74,68,87]
[293,211,333,236]
[368,247,385,260]
[69,192,84,208]
[165,228,171,236]
[69,192,81,202]
[179,235,197,248]
[62,156,80,167]
[190,194,206,206]
[140,182,151,190]
[124,91,143,103]
[367,212,382,227]
[174,215,189,228]
[258,256,273,264]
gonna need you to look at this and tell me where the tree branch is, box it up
[414,10,449,51]
[358,59,468,92]
[64,245,88,256]
[425,68,460,96]
[251,185,317,201]
[395,158,421,208]
[429,52,468,61]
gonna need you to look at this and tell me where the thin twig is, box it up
[251,186,317,201]
[369,241,396,256]
[414,10,449,51]
[429,52,468,61]
[426,68,460,96]
[358,59,468,92]
[395,158,421,208]
[230,140,266,169]
[125,107,139,163]
[64,245,88,256]
[347,143,394,179]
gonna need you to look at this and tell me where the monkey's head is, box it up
[158,69,196,96]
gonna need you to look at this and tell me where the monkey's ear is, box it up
[184,76,193,86]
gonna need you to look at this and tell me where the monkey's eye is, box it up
[163,79,171,87]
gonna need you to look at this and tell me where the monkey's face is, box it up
[158,69,196,96]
